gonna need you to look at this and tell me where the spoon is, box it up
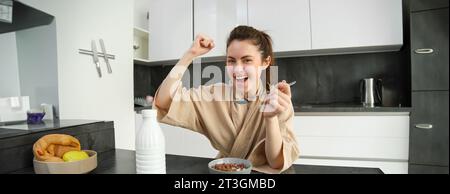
[234,81,297,105]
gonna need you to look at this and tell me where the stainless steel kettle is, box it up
[360,78,383,107]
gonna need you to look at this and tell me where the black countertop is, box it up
[294,102,411,113]
[296,106,412,113]
[0,120,103,139]
[11,149,384,174]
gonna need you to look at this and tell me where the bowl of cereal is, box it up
[208,158,252,174]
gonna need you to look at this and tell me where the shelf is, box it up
[134,58,151,65]
[133,26,149,63]
[133,27,149,38]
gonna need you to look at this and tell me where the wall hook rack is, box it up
[78,39,115,78]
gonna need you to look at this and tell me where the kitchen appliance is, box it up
[360,78,383,107]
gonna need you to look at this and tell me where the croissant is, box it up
[33,134,81,162]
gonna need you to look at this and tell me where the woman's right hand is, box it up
[187,34,215,57]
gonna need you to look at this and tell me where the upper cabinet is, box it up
[146,0,404,62]
[0,1,54,34]
[148,0,193,62]
[248,0,312,53]
[310,0,403,52]
[194,0,247,58]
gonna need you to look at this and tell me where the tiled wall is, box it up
[134,48,411,107]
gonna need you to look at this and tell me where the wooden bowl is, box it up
[33,150,97,174]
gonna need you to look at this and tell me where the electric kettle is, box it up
[360,78,383,107]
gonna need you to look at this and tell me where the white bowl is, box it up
[208,158,252,174]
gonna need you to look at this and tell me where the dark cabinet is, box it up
[409,3,449,174]
[409,164,449,174]
[409,91,449,168]
[411,8,449,91]
[410,0,449,12]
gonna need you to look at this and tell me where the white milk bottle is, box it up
[135,109,166,174]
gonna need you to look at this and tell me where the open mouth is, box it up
[234,75,249,82]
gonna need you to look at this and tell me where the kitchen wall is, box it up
[0,21,59,115]
[135,48,411,108]
[0,32,21,97]
[22,0,135,150]
[16,21,59,114]
[134,0,412,108]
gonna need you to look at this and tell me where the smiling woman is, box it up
[153,25,300,174]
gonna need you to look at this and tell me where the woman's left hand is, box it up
[262,80,293,118]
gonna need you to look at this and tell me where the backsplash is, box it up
[134,49,411,108]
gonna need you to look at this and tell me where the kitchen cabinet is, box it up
[293,114,410,174]
[309,0,403,53]
[410,0,449,12]
[134,0,150,30]
[248,0,312,53]
[133,0,150,63]
[147,0,404,61]
[408,2,449,174]
[20,0,135,150]
[0,120,115,174]
[411,8,449,91]
[194,0,247,58]
[409,164,449,174]
[409,91,449,172]
[148,0,193,62]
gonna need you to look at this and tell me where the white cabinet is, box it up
[293,114,410,174]
[134,0,150,30]
[310,0,403,52]
[194,0,247,58]
[21,0,135,150]
[134,0,150,63]
[248,0,312,52]
[148,0,193,62]
[148,0,403,61]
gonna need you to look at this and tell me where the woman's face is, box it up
[226,40,270,96]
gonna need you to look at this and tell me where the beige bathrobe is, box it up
[153,81,300,174]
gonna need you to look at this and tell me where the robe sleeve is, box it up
[250,106,300,174]
[152,81,209,135]
[278,106,301,172]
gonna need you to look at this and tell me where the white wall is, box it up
[0,32,21,97]
[21,0,135,150]
[16,21,59,115]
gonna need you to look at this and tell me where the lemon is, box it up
[62,151,89,162]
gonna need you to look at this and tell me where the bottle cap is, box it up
[142,109,157,118]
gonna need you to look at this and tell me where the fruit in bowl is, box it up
[32,134,97,174]
[63,151,90,162]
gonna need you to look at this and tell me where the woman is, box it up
[153,26,299,173]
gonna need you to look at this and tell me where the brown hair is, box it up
[226,25,274,91]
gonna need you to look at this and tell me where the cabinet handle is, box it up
[414,48,434,54]
[415,124,433,129]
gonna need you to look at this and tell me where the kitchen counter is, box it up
[295,105,411,116]
[0,119,103,139]
[11,149,384,174]
[0,120,115,173]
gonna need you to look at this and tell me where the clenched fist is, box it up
[187,34,215,57]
